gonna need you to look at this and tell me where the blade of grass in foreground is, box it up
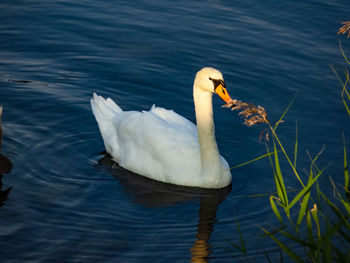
[273,94,297,132]
[236,220,246,255]
[273,141,289,209]
[330,65,350,116]
[275,228,310,248]
[266,141,277,176]
[270,196,283,224]
[306,211,315,248]
[310,205,322,259]
[230,151,276,170]
[340,40,350,65]
[288,167,325,210]
[261,228,304,263]
[320,191,350,230]
[329,177,350,216]
[296,181,311,228]
[344,133,349,197]
[224,221,247,256]
[324,219,333,263]
[294,122,298,169]
[341,69,350,116]
[268,124,305,187]
[295,149,326,227]
[269,95,303,189]
[263,250,273,263]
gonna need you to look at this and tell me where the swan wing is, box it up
[149,105,197,137]
[117,106,201,184]
[91,94,201,185]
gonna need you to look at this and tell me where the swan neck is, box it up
[193,87,222,177]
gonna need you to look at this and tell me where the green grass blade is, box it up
[277,228,310,248]
[236,220,246,255]
[323,219,333,263]
[310,205,322,260]
[330,64,350,116]
[320,190,350,230]
[261,228,304,263]
[295,150,317,227]
[227,240,245,254]
[296,190,311,228]
[294,122,298,169]
[331,64,345,87]
[266,142,276,175]
[227,221,247,255]
[263,250,273,263]
[288,167,324,210]
[342,94,350,116]
[306,211,315,248]
[274,141,288,208]
[342,69,350,100]
[341,69,350,116]
[295,149,325,226]
[273,94,297,131]
[311,205,321,240]
[230,151,276,170]
[340,40,350,65]
[343,133,349,198]
[268,124,305,187]
[270,196,283,224]
[308,146,325,174]
[246,191,281,198]
[329,176,350,216]
[325,225,333,263]
[341,199,350,217]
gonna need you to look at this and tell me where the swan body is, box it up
[91,67,232,188]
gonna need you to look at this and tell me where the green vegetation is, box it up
[229,37,350,262]
[331,41,350,116]
[261,104,350,262]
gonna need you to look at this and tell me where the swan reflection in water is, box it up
[0,174,12,207]
[97,153,231,262]
[0,106,13,206]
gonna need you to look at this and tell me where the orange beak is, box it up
[215,83,232,103]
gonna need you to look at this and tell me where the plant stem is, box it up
[268,123,305,188]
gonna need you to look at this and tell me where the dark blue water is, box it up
[1,1,350,262]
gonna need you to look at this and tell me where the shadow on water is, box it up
[0,153,12,175]
[97,153,231,262]
[0,174,12,207]
[0,106,13,207]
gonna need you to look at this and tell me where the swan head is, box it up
[194,67,232,103]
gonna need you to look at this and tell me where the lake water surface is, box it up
[1,1,350,262]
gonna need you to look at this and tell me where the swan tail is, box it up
[91,93,122,118]
[90,93,122,157]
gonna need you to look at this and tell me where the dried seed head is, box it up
[338,21,350,38]
[222,98,270,141]
[223,99,270,126]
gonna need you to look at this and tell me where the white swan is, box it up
[91,67,232,188]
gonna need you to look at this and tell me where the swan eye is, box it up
[209,77,226,90]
